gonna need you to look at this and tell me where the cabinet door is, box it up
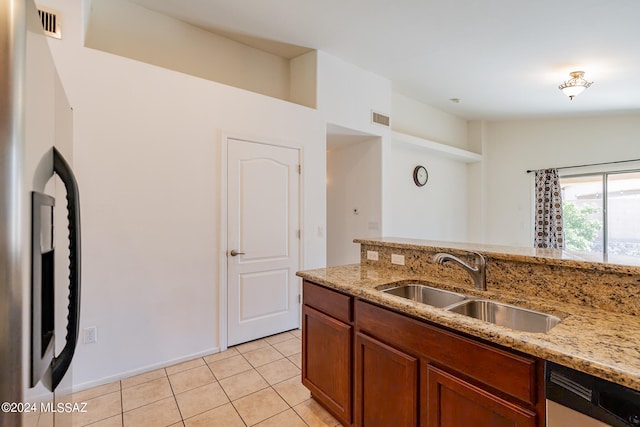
[302,304,352,426]
[355,332,418,427]
[424,364,536,427]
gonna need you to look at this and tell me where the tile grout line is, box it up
[202,357,248,426]
[232,340,281,426]
[77,384,124,427]
[74,331,326,427]
[242,339,310,427]
[229,338,306,426]
[119,371,172,417]
[268,385,313,427]
[119,380,124,427]
[165,364,186,423]
[290,401,314,427]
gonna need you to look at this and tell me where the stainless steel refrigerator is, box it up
[1,0,81,426]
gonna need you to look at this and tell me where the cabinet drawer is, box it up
[424,364,537,427]
[303,281,352,323]
[356,300,538,405]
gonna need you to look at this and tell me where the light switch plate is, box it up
[83,327,97,344]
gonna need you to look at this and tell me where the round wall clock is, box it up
[413,165,428,187]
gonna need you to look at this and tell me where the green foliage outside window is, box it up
[562,203,601,252]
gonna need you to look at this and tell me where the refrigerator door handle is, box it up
[50,147,81,389]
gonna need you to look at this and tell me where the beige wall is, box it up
[472,114,640,246]
[316,51,392,136]
[384,137,470,242]
[391,92,469,151]
[327,137,382,266]
[290,51,317,109]
[384,93,471,243]
[85,0,291,101]
[41,0,327,392]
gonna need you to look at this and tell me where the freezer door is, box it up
[1,0,77,425]
[1,0,56,424]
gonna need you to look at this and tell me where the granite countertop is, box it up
[355,237,640,271]
[296,263,640,392]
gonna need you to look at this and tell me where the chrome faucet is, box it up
[434,252,486,291]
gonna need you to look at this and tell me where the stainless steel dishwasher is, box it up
[546,361,640,427]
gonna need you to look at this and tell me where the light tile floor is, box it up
[34,330,341,427]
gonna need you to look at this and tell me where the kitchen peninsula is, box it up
[297,238,640,426]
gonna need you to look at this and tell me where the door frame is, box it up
[218,132,304,351]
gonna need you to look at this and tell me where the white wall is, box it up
[40,0,326,390]
[474,114,640,246]
[392,92,469,150]
[466,120,487,244]
[384,139,469,241]
[84,0,291,101]
[316,51,392,136]
[315,53,472,247]
[317,52,390,263]
[327,138,382,266]
[380,93,471,239]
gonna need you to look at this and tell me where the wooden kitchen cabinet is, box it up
[354,332,418,427]
[356,299,544,427]
[301,280,545,427]
[302,281,353,426]
[424,364,537,427]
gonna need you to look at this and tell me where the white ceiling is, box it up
[130,0,640,121]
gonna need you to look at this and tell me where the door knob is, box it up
[230,249,245,256]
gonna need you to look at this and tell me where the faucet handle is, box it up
[471,251,486,266]
[434,251,486,291]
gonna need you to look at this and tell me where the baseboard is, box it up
[69,346,221,394]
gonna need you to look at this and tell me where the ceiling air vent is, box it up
[371,111,390,127]
[37,7,62,39]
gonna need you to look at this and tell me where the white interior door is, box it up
[227,138,300,346]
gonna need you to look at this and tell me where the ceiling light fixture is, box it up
[558,71,593,100]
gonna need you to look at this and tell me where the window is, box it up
[560,171,640,260]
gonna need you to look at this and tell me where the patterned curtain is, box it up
[534,169,565,249]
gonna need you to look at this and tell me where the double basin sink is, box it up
[381,284,561,333]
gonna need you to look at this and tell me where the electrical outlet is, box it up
[391,254,405,265]
[83,327,97,344]
[367,250,379,261]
